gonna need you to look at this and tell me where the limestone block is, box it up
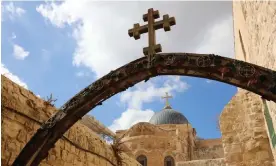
[176,158,225,166]
[228,153,243,163]
[61,149,68,161]
[2,108,16,120]
[243,152,255,161]
[47,154,56,162]
[50,147,61,159]
[73,158,83,166]
[244,139,259,152]
[79,151,86,161]
[67,153,75,163]
[256,151,271,161]
[16,129,27,143]
[8,152,18,165]
[220,89,275,165]
[39,162,52,166]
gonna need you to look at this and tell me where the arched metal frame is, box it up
[136,155,147,166]
[12,53,276,166]
[164,156,175,166]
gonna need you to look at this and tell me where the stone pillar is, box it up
[220,89,275,166]
[232,1,276,159]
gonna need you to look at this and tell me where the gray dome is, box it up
[149,106,189,125]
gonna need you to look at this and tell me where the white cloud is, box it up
[36,1,144,78]
[195,16,234,58]
[120,76,189,110]
[36,1,233,79]
[1,63,28,89]
[109,76,190,132]
[36,2,232,79]
[109,108,154,132]
[2,2,26,21]
[13,44,30,60]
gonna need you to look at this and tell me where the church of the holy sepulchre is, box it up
[2,1,276,166]
[115,93,224,166]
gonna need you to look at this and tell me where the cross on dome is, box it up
[162,92,173,108]
[149,92,189,125]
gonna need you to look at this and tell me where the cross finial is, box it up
[128,8,176,67]
[162,92,173,108]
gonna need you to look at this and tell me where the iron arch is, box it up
[12,53,276,165]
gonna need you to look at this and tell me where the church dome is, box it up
[149,105,189,125]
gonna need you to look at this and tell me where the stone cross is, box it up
[162,92,173,107]
[128,8,176,61]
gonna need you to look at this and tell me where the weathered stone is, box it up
[220,89,275,165]
[39,162,51,166]
[51,148,61,158]
[244,139,259,152]
[243,152,255,161]
[2,75,140,166]
[14,113,26,125]
[230,144,242,153]
[256,151,271,161]
[61,149,68,161]
[79,151,85,161]
[47,154,56,162]
[67,153,74,163]
[176,158,225,166]
[229,153,243,162]
[16,129,27,143]
[6,141,17,152]
[73,158,83,166]
[233,0,276,161]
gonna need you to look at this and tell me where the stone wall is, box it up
[1,75,140,166]
[220,89,275,166]
[176,158,225,166]
[232,1,276,159]
[194,139,224,160]
[81,114,116,138]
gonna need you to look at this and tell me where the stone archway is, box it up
[12,53,276,166]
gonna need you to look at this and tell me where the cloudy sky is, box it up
[1,1,237,139]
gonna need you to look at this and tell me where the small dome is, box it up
[149,105,189,125]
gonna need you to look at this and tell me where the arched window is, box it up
[136,155,147,166]
[164,156,175,166]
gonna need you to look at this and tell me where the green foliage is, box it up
[263,100,276,148]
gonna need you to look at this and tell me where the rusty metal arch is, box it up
[12,53,276,166]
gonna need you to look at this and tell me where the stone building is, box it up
[115,93,224,166]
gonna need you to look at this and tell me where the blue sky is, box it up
[1,1,237,139]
